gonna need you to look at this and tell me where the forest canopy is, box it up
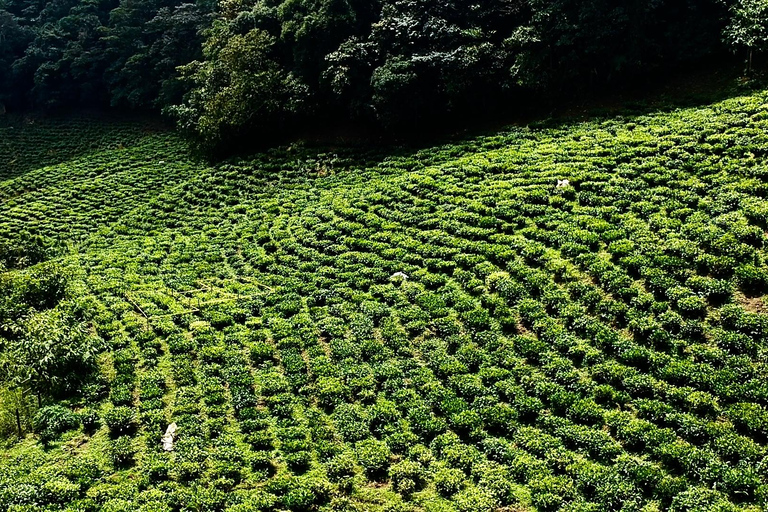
[0,0,756,147]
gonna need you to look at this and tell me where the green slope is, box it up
[2,92,768,511]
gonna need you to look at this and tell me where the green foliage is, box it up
[1,0,734,148]
[169,27,308,147]
[723,0,768,71]
[0,232,51,270]
[0,0,210,110]
[33,405,80,444]
[0,262,104,407]
[388,460,426,496]
[433,465,465,497]
[110,436,135,468]
[102,406,136,437]
[355,438,391,477]
[0,308,100,398]
[3,93,768,510]
[734,263,768,295]
[0,387,34,438]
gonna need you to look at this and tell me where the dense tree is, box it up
[0,6,32,109]
[0,0,746,148]
[171,0,732,145]
[102,1,211,107]
[509,0,728,90]
[0,263,102,401]
[0,308,99,400]
[324,0,527,126]
[169,24,309,145]
[0,0,212,109]
[10,0,110,108]
[723,0,768,72]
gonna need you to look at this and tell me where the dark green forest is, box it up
[2,0,767,148]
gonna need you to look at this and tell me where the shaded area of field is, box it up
[0,114,168,181]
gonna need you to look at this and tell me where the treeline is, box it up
[0,0,761,148]
[0,0,212,110]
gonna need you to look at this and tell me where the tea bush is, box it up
[3,96,768,510]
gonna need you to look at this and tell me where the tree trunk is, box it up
[15,408,22,437]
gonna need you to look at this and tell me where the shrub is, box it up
[389,460,425,496]
[687,275,732,303]
[42,477,80,504]
[567,399,605,426]
[102,406,137,437]
[101,498,136,512]
[333,404,370,442]
[228,491,278,511]
[608,239,635,258]
[450,410,483,435]
[443,444,483,473]
[251,450,276,475]
[481,403,518,433]
[167,333,195,355]
[725,402,768,440]
[355,438,391,477]
[109,383,134,406]
[34,405,80,443]
[434,465,465,496]
[735,263,768,295]
[453,485,498,512]
[316,377,348,407]
[0,232,51,269]
[79,407,101,433]
[529,475,576,511]
[669,486,733,511]
[326,452,356,488]
[384,425,420,454]
[286,451,312,473]
[676,295,707,317]
[282,486,316,511]
[111,436,135,467]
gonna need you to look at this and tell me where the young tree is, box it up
[724,0,768,73]
[0,308,100,403]
[0,263,103,439]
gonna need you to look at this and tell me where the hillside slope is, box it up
[2,92,768,511]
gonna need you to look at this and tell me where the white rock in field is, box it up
[390,272,409,281]
[161,422,177,451]
[557,179,570,188]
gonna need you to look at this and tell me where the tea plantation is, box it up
[2,92,768,512]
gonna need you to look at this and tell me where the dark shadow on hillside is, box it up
[523,63,765,131]
[213,61,763,177]
[2,61,763,185]
[210,62,765,188]
[211,60,757,163]
[419,64,757,144]
[0,110,171,182]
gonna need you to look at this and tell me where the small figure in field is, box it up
[390,272,409,282]
[162,422,178,451]
[557,179,570,188]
